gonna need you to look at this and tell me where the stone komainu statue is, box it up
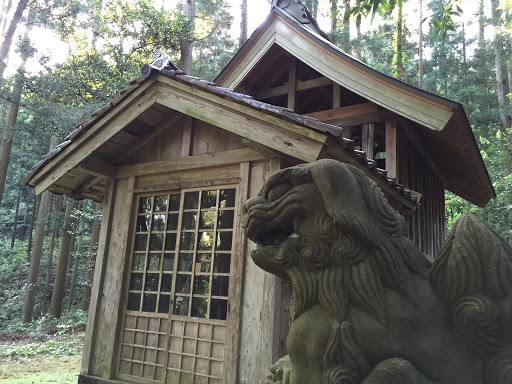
[242,159,512,384]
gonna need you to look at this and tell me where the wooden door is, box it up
[117,186,239,384]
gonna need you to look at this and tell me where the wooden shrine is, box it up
[25,2,494,384]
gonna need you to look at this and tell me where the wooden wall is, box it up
[81,116,289,384]
[398,129,446,258]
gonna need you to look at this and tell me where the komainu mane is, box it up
[242,159,512,384]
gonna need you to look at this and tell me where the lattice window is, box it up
[126,187,236,319]
[173,189,235,320]
[127,193,181,314]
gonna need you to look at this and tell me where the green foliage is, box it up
[1,335,84,358]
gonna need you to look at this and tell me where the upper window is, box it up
[126,188,236,321]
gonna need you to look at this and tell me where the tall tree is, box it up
[394,0,407,82]
[50,199,77,318]
[22,137,57,322]
[240,0,248,45]
[0,0,28,80]
[179,0,195,74]
[418,0,424,88]
[491,0,512,131]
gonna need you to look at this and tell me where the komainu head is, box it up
[243,159,431,321]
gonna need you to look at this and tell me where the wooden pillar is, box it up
[386,119,398,179]
[181,116,194,157]
[362,123,375,159]
[287,58,296,111]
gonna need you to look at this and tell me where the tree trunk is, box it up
[478,0,485,47]
[0,0,29,80]
[0,6,35,205]
[330,0,338,33]
[68,247,79,309]
[81,202,102,311]
[395,1,407,82]
[491,0,512,131]
[0,77,22,204]
[22,192,50,322]
[418,0,423,88]
[239,0,248,46]
[179,0,195,75]
[25,191,36,258]
[41,194,62,315]
[41,226,56,315]
[22,137,58,322]
[10,186,20,248]
[1,0,13,34]
[50,199,77,318]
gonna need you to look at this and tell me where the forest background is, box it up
[0,0,510,348]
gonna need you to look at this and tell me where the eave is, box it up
[215,8,495,207]
[26,72,418,210]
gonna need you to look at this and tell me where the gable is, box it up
[215,8,495,207]
[26,72,418,211]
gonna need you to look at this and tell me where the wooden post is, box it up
[81,181,115,376]
[362,123,375,159]
[386,119,398,179]
[287,58,297,111]
[181,116,194,157]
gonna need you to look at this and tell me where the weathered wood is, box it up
[181,116,194,157]
[157,76,327,143]
[362,123,375,159]
[256,76,332,100]
[333,83,341,109]
[81,180,115,375]
[115,112,183,164]
[224,161,250,383]
[91,177,135,378]
[78,158,114,179]
[154,80,325,162]
[33,88,158,195]
[386,119,398,179]
[135,164,240,191]
[306,102,377,121]
[287,58,297,110]
[219,13,454,131]
[190,119,245,156]
[115,148,265,179]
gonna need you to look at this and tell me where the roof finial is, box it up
[272,0,310,24]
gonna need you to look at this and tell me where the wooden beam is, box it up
[71,175,104,199]
[154,81,325,162]
[256,76,332,100]
[78,158,114,179]
[115,147,266,179]
[287,58,297,110]
[33,88,158,195]
[115,112,183,164]
[181,116,194,157]
[386,119,398,179]
[333,83,341,109]
[306,102,377,121]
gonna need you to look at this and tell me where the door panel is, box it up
[118,186,237,384]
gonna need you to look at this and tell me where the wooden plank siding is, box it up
[398,130,445,257]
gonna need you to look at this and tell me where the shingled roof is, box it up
[216,2,495,207]
[26,68,419,208]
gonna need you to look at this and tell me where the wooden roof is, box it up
[215,6,495,207]
[26,71,418,209]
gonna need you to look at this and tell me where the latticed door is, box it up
[118,186,238,384]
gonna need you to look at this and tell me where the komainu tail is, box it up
[429,215,512,383]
